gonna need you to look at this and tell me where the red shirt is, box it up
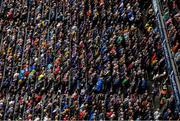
[35,95,42,102]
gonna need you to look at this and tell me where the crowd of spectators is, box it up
[0,0,180,120]
[159,0,180,72]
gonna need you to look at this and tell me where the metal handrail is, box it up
[159,0,180,83]
[11,25,24,120]
[3,94,10,120]
[152,0,180,112]
[0,36,10,89]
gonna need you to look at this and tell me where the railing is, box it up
[152,0,180,112]
[1,0,179,120]
[158,0,180,75]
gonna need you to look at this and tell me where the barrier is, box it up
[152,0,180,112]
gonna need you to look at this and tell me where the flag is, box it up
[151,52,157,65]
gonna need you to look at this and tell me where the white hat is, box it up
[35,58,38,62]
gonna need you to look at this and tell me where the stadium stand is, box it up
[0,0,179,120]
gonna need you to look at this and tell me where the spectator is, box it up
[0,0,179,120]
